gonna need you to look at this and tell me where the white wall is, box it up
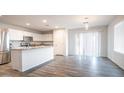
[114,21,124,53]
[53,29,68,56]
[68,26,108,57]
[108,16,124,69]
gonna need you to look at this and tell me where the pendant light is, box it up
[83,17,89,30]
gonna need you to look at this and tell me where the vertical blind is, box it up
[75,31,101,57]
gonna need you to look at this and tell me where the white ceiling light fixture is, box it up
[42,19,47,23]
[83,17,89,30]
[84,22,88,30]
[26,23,30,26]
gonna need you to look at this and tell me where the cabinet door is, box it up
[47,34,53,41]
[33,33,42,41]
[37,34,42,41]
[32,33,36,41]
[23,31,32,37]
[42,34,53,41]
[9,29,23,40]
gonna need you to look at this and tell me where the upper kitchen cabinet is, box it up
[33,33,42,41]
[23,31,33,37]
[8,28,53,41]
[42,34,53,41]
[9,29,24,40]
[8,28,42,41]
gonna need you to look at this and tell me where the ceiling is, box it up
[0,15,116,31]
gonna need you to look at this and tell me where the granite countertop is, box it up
[11,46,53,50]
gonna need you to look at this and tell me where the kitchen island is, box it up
[11,46,54,72]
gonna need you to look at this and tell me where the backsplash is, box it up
[10,40,53,48]
[10,40,22,48]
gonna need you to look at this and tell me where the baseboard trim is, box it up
[107,57,124,70]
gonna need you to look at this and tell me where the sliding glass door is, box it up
[76,31,101,57]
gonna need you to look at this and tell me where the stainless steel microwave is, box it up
[23,36,33,42]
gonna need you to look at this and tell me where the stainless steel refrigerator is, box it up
[0,28,10,64]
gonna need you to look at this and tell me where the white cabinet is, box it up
[53,29,68,56]
[9,28,43,41]
[33,33,42,41]
[47,34,53,41]
[42,34,53,41]
[9,29,23,40]
[23,31,32,37]
[11,47,54,72]
[9,28,53,42]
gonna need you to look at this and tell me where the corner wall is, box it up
[108,16,124,69]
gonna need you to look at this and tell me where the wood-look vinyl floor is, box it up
[0,56,124,77]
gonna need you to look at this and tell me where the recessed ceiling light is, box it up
[55,26,59,28]
[42,19,47,23]
[26,23,30,26]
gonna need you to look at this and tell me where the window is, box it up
[114,21,124,54]
[75,31,101,57]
